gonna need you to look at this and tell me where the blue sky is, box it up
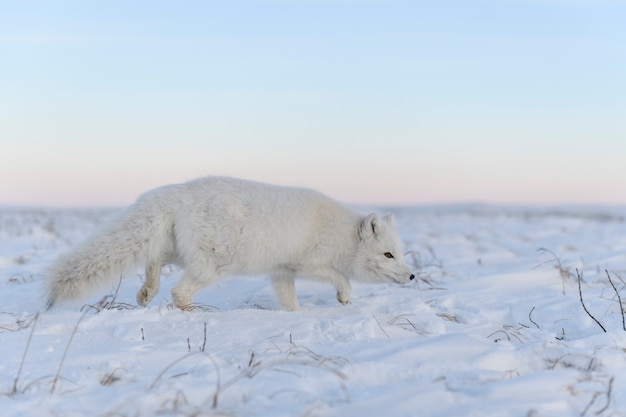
[1,0,625,206]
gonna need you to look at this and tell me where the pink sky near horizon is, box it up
[3,143,625,208]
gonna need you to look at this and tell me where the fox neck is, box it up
[335,224,362,277]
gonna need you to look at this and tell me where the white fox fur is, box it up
[47,177,414,311]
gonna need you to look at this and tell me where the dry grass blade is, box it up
[210,354,348,409]
[528,306,540,330]
[285,340,349,368]
[436,312,460,323]
[81,276,137,313]
[166,302,219,312]
[148,352,205,391]
[51,310,88,393]
[10,313,39,396]
[405,248,444,288]
[373,315,390,338]
[605,270,625,332]
[487,324,527,344]
[595,376,615,415]
[388,314,426,335]
[100,368,125,386]
[577,269,606,333]
[536,248,572,295]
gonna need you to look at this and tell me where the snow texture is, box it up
[2,205,626,417]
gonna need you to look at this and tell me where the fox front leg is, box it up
[335,279,352,305]
[311,268,352,306]
[328,271,352,305]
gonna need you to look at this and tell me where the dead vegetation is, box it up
[536,248,575,295]
[405,247,444,289]
[146,334,349,414]
[81,276,138,313]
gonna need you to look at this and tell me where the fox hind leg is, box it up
[137,261,162,307]
[171,278,204,311]
[271,272,299,311]
[171,261,222,310]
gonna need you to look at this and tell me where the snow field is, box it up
[1,205,626,416]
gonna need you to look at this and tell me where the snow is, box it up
[2,204,626,416]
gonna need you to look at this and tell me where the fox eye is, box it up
[384,252,394,259]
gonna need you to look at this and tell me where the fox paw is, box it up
[136,287,154,307]
[336,293,352,306]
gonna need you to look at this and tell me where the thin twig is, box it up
[606,270,626,332]
[537,248,571,294]
[207,355,222,408]
[528,307,540,330]
[555,328,565,341]
[595,376,614,415]
[210,357,347,409]
[148,352,202,391]
[372,315,390,338]
[11,313,39,395]
[577,269,606,333]
[583,392,602,417]
[201,322,207,352]
[51,310,88,393]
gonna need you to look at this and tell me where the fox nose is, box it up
[409,274,415,281]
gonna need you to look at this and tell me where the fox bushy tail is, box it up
[46,200,173,308]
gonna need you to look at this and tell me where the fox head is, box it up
[352,213,415,284]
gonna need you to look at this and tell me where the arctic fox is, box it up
[47,177,415,311]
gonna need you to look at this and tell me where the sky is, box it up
[1,0,625,207]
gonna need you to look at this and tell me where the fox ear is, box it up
[359,213,380,241]
[383,213,394,225]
